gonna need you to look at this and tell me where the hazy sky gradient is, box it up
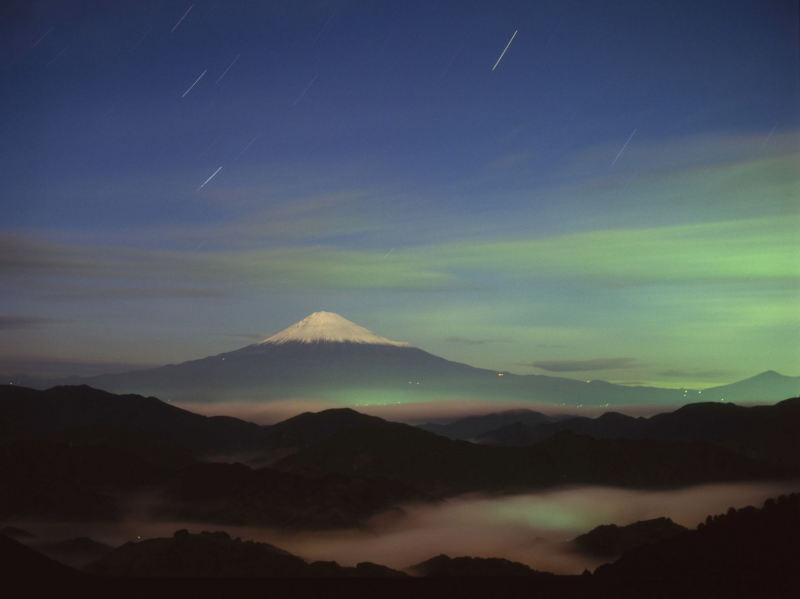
[1,0,798,388]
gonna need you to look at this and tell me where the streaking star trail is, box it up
[181,69,207,97]
[611,128,637,165]
[197,166,222,190]
[31,27,54,48]
[0,0,795,391]
[234,136,259,161]
[292,75,318,106]
[171,5,194,33]
[216,54,240,84]
[492,29,518,71]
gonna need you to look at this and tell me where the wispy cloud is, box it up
[47,287,226,301]
[52,132,797,256]
[531,358,637,372]
[427,216,800,286]
[0,235,462,297]
[0,316,62,330]
[0,357,158,378]
[3,211,798,298]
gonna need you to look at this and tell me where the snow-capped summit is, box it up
[259,311,412,347]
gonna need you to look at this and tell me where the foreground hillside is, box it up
[1,385,795,528]
[476,398,800,469]
[595,492,800,590]
[3,494,799,598]
[85,530,406,578]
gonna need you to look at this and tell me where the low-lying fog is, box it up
[175,397,668,425]
[12,481,799,574]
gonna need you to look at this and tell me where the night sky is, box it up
[1,0,798,389]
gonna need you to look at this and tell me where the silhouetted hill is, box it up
[479,397,800,469]
[34,537,114,568]
[524,432,783,487]
[0,431,430,528]
[274,417,517,494]
[159,461,430,529]
[0,386,431,527]
[264,408,387,449]
[86,530,406,577]
[0,534,85,578]
[0,385,271,454]
[418,409,553,440]
[2,385,795,532]
[595,492,800,594]
[274,420,785,494]
[0,434,183,521]
[0,387,424,526]
[573,517,687,557]
[408,554,552,577]
[0,525,34,539]
[8,495,800,597]
[703,371,800,403]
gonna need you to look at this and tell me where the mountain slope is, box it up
[273,420,787,494]
[0,312,687,405]
[0,384,271,454]
[9,312,795,408]
[418,409,554,440]
[2,384,797,530]
[477,397,800,469]
[263,407,388,449]
[86,529,407,577]
[701,370,800,403]
[159,461,429,528]
[408,554,552,578]
[572,517,688,558]
[0,534,85,579]
[594,493,800,591]
[0,386,433,527]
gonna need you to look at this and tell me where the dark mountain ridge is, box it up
[2,384,797,530]
[408,554,552,578]
[478,397,800,469]
[594,492,800,593]
[272,421,788,494]
[0,384,271,454]
[572,517,688,558]
[418,409,555,440]
[85,529,407,578]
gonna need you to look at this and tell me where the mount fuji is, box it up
[67,311,494,403]
[259,311,412,347]
[15,312,799,407]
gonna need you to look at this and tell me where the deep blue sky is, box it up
[1,0,798,388]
